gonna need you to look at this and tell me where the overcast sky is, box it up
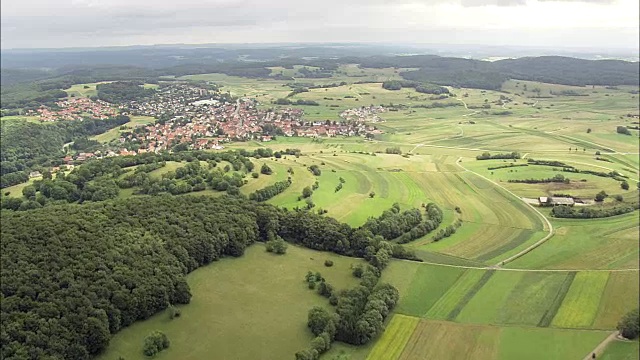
[1,0,638,50]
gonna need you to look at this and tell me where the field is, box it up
[365,316,610,360]
[599,340,640,360]
[97,244,363,360]
[91,115,156,143]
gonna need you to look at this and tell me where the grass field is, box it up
[91,115,156,143]
[599,340,640,360]
[508,213,640,270]
[97,244,362,360]
[365,317,611,360]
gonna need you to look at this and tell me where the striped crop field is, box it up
[551,271,610,328]
[365,314,420,360]
[424,269,493,320]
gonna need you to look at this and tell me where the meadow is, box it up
[97,244,363,360]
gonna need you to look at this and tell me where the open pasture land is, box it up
[98,244,362,360]
[509,213,640,270]
[365,317,610,360]
[593,271,640,329]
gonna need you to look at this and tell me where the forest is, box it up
[0,193,425,359]
[96,82,156,104]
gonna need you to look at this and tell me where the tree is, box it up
[302,186,313,198]
[265,237,288,254]
[595,190,608,202]
[308,307,334,336]
[143,331,170,357]
[621,181,630,190]
[618,308,639,339]
[369,192,375,198]
[22,185,36,199]
[260,163,273,175]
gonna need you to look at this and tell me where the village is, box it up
[116,83,384,153]
[31,83,385,163]
[29,97,118,122]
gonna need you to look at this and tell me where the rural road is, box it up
[582,331,618,360]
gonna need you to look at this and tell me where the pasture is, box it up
[97,244,362,360]
[599,340,640,360]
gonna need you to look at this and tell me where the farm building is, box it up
[538,196,575,207]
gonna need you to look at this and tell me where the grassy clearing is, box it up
[365,314,419,360]
[0,115,41,123]
[551,271,610,328]
[599,340,640,360]
[98,244,362,360]
[395,264,466,317]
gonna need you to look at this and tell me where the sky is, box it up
[1,0,638,50]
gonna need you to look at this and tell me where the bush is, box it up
[324,260,334,267]
[618,308,639,339]
[595,190,608,202]
[621,181,630,190]
[251,172,259,178]
[614,194,624,202]
[265,237,288,254]
[168,305,181,319]
[143,331,170,357]
[260,163,273,175]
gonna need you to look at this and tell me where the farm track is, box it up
[581,331,619,360]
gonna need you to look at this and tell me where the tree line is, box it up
[476,152,521,160]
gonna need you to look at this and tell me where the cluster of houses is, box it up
[115,84,384,153]
[31,98,117,122]
[340,105,387,123]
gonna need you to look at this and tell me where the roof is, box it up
[550,197,575,205]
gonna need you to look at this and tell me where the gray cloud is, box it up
[0,0,636,49]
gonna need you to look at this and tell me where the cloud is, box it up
[0,0,636,49]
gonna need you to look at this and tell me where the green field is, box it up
[599,340,640,360]
[91,115,156,143]
[97,244,362,360]
[551,271,610,328]
[365,317,610,360]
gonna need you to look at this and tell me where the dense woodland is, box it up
[0,193,426,360]
[95,82,156,104]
